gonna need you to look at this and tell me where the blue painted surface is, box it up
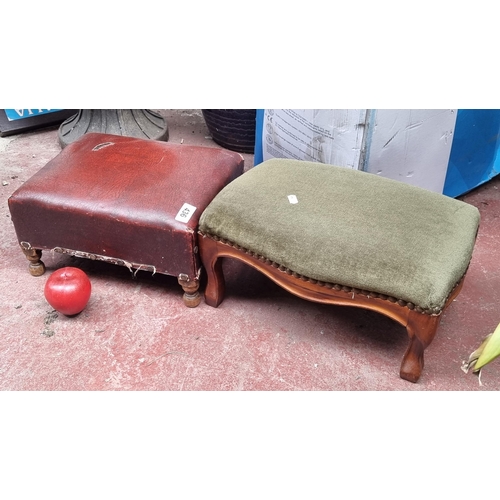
[443,109,500,197]
[3,109,62,121]
[254,109,265,165]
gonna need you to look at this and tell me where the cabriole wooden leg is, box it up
[198,236,225,307]
[400,311,441,383]
[20,242,46,276]
[178,274,201,308]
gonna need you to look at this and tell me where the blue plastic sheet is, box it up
[443,109,500,197]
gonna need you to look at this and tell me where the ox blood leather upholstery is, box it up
[8,132,244,306]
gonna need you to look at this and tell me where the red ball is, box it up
[44,267,92,316]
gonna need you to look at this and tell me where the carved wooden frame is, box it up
[198,233,466,383]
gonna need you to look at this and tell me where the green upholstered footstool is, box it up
[198,158,481,382]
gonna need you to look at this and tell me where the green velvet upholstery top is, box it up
[199,158,480,313]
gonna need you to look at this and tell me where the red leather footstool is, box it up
[8,133,244,307]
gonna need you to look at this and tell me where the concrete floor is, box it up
[1,109,499,390]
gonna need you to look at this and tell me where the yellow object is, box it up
[474,323,500,371]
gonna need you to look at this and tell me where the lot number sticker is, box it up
[175,203,197,223]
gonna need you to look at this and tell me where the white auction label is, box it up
[288,194,298,204]
[175,203,197,223]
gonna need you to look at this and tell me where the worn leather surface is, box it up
[9,133,244,279]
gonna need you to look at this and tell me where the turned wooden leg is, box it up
[400,311,441,382]
[20,242,46,276]
[198,236,225,307]
[178,274,201,308]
